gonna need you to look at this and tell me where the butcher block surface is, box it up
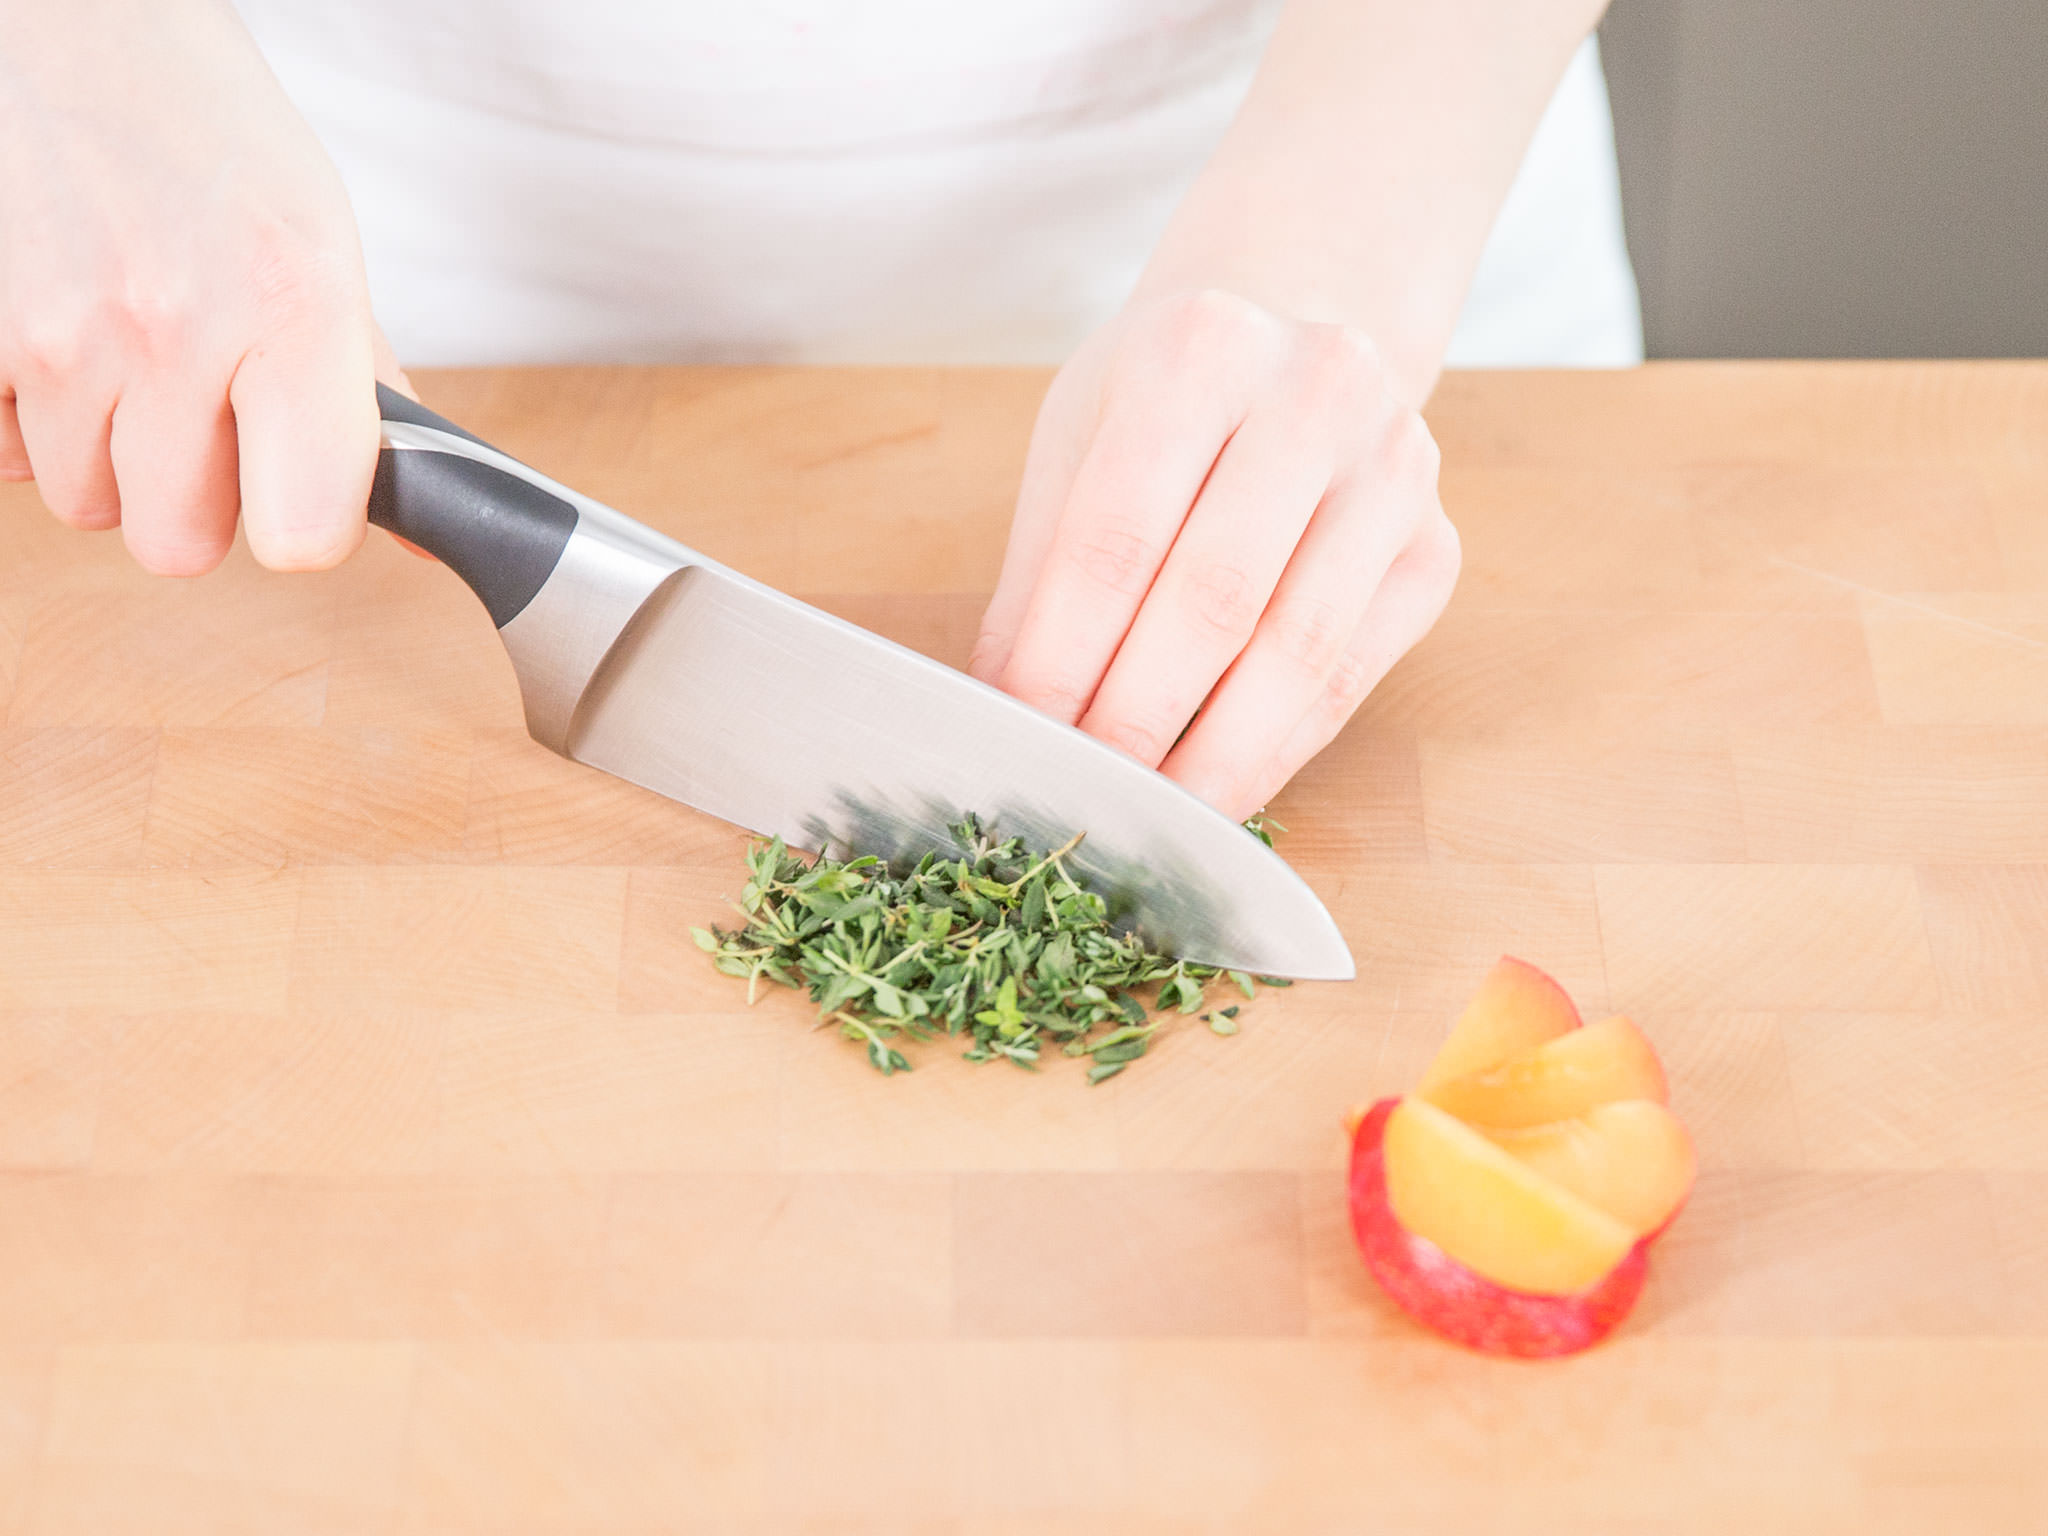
[1,363,2045,1532]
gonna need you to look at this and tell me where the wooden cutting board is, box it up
[1,363,2044,1533]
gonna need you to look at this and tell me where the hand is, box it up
[0,0,400,576]
[971,289,1460,821]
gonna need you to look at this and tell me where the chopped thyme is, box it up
[692,814,1285,1080]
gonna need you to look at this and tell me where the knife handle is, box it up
[368,383,579,628]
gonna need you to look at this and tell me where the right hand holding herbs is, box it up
[0,0,399,575]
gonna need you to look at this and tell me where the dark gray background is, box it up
[1596,0,2048,358]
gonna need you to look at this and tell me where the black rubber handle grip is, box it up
[368,383,578,628]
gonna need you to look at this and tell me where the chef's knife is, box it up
[367,384,1354,980]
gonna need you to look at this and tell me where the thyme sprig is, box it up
[692,814,1289,1081]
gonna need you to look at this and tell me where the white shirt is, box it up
[231,1,1641,369]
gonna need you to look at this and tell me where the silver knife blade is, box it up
[568,561,1354,979]
[383,423,1355,979]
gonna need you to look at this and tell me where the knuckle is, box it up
[112,279,194,359]
[1065,523,1158,597]
[1150,288,1265,367]
[1268,595,1351,674]
[1308,322,1383,379]
[1178,559,1264,643]
[1420,507,1463,584]
[12,305,91,381]
[1388,411,1442,485]
[1324,645,1381,712]
[1102,290,1277,406]
[1292,324,1381,400]
[11,276,197,376]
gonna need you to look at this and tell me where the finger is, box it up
[0,389,29,480]
[1261,514,1460,803]
[1171,505,1458,823]
[1160,419,1446,813]
[970,336,1110,683]
[11,384,122,530]
[230,305,380,572]
[995,296,1275,722]
[1074,400,1332,766]
[107,374,242,576]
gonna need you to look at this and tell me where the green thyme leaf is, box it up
[1089,1039,1150,1066]
[691,815,1298,1081]
[1244,810,1287,848]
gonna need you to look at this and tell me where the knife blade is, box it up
[367,384,1354,980]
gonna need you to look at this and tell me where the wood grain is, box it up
[1,362,2045,1532]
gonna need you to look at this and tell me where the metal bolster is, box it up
[380,423,693,755]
